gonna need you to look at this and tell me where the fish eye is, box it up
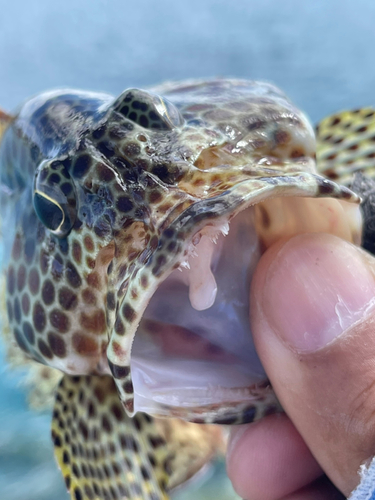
[33,160,76,237]
[114,88,184,130]
[33,192,65,232]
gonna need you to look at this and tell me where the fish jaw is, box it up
[106,168,360,421]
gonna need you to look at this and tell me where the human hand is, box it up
[227,233,375,499]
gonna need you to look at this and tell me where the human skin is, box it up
[226,233,375,500]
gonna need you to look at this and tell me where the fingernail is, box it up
[262,234,375,352]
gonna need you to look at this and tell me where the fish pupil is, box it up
[33,192,64,231]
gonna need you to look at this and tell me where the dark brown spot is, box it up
[148,435,165,449]
[84,485,94,499]
[65,261,82,288]
[149,190,162,204]
[331,117,341,126]
[97,163,115,182]
[84,235,94,252]
[116,196,134,213]
[73,154,91,179]
[14,327,28,352]
[106,291,116,310]
[33,303,46,332]
[82,288,97,306]
[48,332,66,357]
[140,275,148,288]
[72,241,82,265]
[64,475,71,489]
[122,381,133,394]
[101,415,112,433]
[28,268,40,295]
[290,148,305,158]
[148,453,156,467]
[51,254,64,281]
[357,126,368,133]
[274,129,290,145]
[74,487,83,500]
[6,300,13,322]
[78,420,89,440]
[38,338,53,359]
[72,333,98,355]
[98,140,115,158]
[42,279,55,305]
[59,287,78,311]
[21,293,30,315]
[40,250,49,275]
[79,310,106,334]
[13,297,21,323]
[123,142,140,156]
[7,266,15,295]
[323,168,339,180]
[63,451,70,464]
[122,303,136,323]
[87,272,101,289]
[319,180,335,194]
[49,309,70,333]
[17,265,26,292]
[108,360,130,379]
[348,143,359,151]
[111,403,124,422]
[23,322,35,344]
[93,385,106,404]
[114,317,125,335]
[86,257,96,269]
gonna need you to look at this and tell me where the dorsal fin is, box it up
[316,107,375,184]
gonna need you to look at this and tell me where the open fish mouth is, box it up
[127,169,361,422]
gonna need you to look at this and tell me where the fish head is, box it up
[1,79,361,423]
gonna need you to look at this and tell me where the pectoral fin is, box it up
[52,375,171,500]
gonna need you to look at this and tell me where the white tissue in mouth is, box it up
[132,207,267,412]
[188,235,218,311]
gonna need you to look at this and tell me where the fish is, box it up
[0,79,366,499]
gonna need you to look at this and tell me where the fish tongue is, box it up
[188,234,218,311]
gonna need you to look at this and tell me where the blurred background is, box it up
[1,0,375,498]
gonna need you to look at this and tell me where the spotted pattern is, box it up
[317,107,375,185]
[1,80,358,411]
[52,375,171,500]
[0,80,361,499]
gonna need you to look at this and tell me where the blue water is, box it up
[1,0,375,498]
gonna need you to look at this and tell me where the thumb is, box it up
[251,233,375,496]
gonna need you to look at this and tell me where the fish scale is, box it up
[0,79,367,499]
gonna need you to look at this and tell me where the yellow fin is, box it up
[316,108,375,184]
[155,418,225,490]
[52,375,171,500]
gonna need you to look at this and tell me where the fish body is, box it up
[0,80,363,499]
